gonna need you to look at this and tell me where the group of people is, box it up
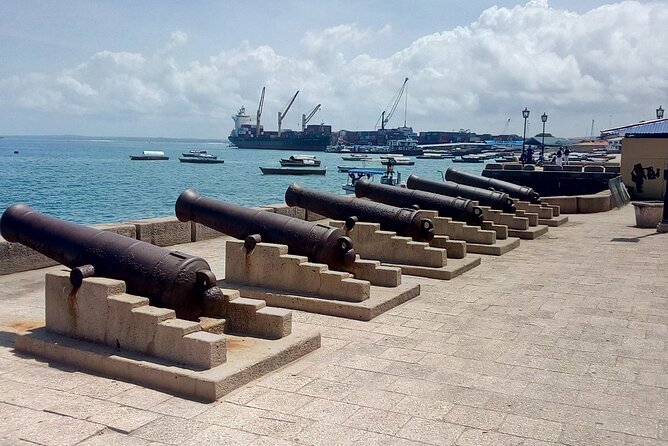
[554,147,571,166]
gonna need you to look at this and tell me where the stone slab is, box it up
[384,255,481,280]
[126,217,191,247]
[465,237,521,256]
[508,224,549,240]
[15,326,320,402]
[224,280,421,321]
[538,215,569,227]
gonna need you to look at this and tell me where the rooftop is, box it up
[0,205,666,445]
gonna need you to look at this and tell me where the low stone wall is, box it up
[0,205,313,276]
[543,190,613,214]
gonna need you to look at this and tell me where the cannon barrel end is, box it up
[0,203,33,242]
[504,199,517,213]
[175,188,201,222]
[284,183,302,207]
[337,236,356,266]
[419,218,435,242]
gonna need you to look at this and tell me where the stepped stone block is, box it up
[515,201,553,219]
[344,257,402,287]
[329,220,447,268]
[44,271,227,369]
[225,240,370,302]
[430,236,466,258]
[515,209,539,226]
[418,210,496,245]
[479,206,529,230]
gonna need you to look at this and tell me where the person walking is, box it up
[555,149,564,167]
[564,148,570,165]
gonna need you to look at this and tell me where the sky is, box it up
[1,0,666,139]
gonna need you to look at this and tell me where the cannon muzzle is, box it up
[406,174,517,213]
[445,168,541,204]
[176,189,356,269]
[285,183,434,242]
[0,204,224,320]
[354,178,484,225]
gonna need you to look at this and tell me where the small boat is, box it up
[452,154,485,163]
[416,152,447,159]
[342,166,401,194]
[179,155,224,164]
[280,155,322,167]
[181,149,211,157]
[341,154,380,162]
[260,167,326,175]
[130,150,169,160]
[380,155,415,166]
[13,150,19,154]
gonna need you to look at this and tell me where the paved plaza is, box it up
[0,204,666,445]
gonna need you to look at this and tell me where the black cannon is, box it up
[445,168,541,204]
[176,189,356,269]
[0,204,224,320]
[406,174,517,213]
[354,179,484,225]
[284,183,434,242]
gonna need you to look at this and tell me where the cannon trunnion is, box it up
[445,168,541,204]
[0,204,223,320]
[176,188,356,269]
[406,174,517,213]
[284,183,435,242]
[354,178,484,225]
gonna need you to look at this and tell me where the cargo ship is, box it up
[228,88,332,151]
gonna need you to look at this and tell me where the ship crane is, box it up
[376,77,409,130]
[302,103,321,131]
[278,90,299,137]
[255,86,265,137]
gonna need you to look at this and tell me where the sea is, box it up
[0,135,486,225]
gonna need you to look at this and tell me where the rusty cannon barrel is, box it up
[0,204,224,320]
[354,178,484,225]
[284,183,434,242]
[445,168,541,204]
[406,174,517,213]
[175,188,356,269]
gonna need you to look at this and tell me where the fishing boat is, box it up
[342,166,401,194]
[181,149,214,157]
[380,155,415,166]
[341,154,380,162]
[279,155,321,167]
[260,167,326,175]
[416,152,448,159]
[130,150,169,160]
[178,155,224,164]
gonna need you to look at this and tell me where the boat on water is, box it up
[260,167,326,175]
[452,154,486,163]
[383,138,422,156]
[130,150,169,161]
[178,156,224,164]
[181,149,211,157]
[342,166,401,194]
[341,154,381,162]
[380,155,415,166]
[416,152,448,159]
[279,155,321,167]
[228,88,332,151]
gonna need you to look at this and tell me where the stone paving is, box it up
[0,204,666,445]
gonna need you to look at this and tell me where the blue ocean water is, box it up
[0,136,486,224]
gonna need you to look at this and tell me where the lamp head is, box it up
[522,107,530,119]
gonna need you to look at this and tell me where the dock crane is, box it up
[503,118,511,134]
[255,86,265,137]
[302,103,321,131]
[376,77,409,130]
[278,90,299,137]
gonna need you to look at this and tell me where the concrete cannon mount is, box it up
[15,270,320,402]
[328,220,481,279]
[221,240,421,321]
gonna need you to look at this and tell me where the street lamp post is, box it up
[657,105,664,119]
[522,107,530,164]
[541,113,548,165]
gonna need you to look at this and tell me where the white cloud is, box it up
[1,1,666,137]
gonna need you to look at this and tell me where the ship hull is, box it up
[229,135,330,151]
